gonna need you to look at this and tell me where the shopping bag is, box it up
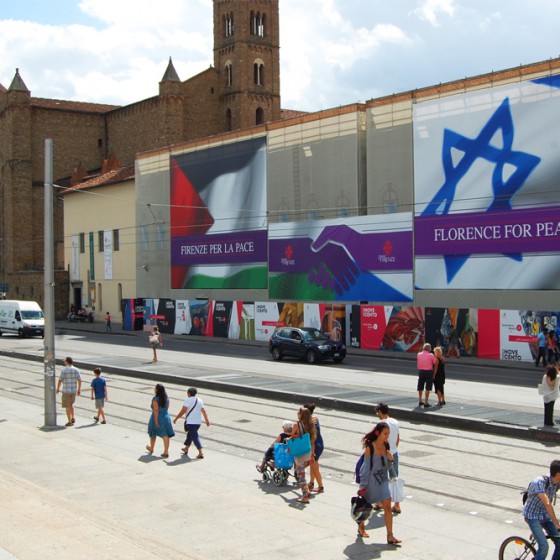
[388,477,405,502]
[273,443,294,469]
[286,432,312,457]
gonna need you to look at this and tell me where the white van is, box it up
[0,300,45,338]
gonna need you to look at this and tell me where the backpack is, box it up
[355,444,373,484]
[522,476,550,505]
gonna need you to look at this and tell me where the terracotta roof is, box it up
[60,166,135,194]
[281,108,307,120]
[31,97,119,113]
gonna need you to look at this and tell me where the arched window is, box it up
[256,107,264,125]
[226,108,232,132]
[224,13,234,37]
[253,60,264,86]
[225,61,233,87]
[250,11,265,36]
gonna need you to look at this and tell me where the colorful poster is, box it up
[174,300,191,335]
[424,308,478,357]
[189,300,209,336]
[414,77,560,289]
[212,301,233,338]
[359,306,391,351]
[381,307,425,353]
[233,302,255,341]
[304,303,347,342]
[269,215,413,302]
[500,309,536,362]
[255,302,281,341]
[170,137,268,289]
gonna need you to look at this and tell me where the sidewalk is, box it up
[6,322,558,443]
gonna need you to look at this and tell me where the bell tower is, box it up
[213,0,281,131]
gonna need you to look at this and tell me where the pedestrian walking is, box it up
[547,331,559,365]
[90,367,107,424]
[146,384,175,458]
[105,312,112,333]
[417,343,437,408]
[376,403,401,513]
[522,460,560,560]
[433,346,446,406]
[288,407,316,504]
[56,357,82,426]
[149,326,162,363]
[536,327,548,368]
[542,365,560,427]
[173,387,210,459]
[304,402,324,494]
[356,421,401,544]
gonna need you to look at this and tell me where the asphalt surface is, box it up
[2,320,556,443]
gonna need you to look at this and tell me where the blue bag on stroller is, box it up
[274,442,294,469]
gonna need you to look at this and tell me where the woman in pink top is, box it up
[417,343,437,408]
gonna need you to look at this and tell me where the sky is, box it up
[1,0,559,113]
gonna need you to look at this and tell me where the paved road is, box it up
[0,356,551,560]
[0,325,557,443]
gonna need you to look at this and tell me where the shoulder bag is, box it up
[287,421,312,457]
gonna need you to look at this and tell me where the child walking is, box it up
[91,367,108,424]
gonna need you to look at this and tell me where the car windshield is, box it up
[21,310,44,320]
[303,329,326,341]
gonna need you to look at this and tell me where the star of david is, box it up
[421,97,541,282]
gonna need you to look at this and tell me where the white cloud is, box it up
[413,0,456,27]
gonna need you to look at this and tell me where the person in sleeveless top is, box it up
[304,402,324,494]
[357,422,401,545]
[288,407,316,504]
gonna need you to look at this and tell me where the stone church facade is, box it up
[0,0,285,316]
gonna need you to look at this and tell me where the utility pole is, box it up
[44,138,57,427]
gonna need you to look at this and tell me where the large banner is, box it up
[269,214,413,302]
[170,137,268,289]
[414,76,560,289]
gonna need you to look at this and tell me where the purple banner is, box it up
[415,206,560,256]
[269,228,412,273]
[171,230,267,266]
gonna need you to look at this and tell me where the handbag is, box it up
[388,477,405,503]
[273,442,294,469]
[287,422,312,457]
[351,495,373,523]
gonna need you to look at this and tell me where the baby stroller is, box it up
[259,442,295,487]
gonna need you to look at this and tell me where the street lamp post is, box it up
[44,138,56,426]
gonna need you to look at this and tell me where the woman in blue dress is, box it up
[146,384,175,458]
[357,421,401,545]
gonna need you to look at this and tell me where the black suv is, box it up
[269,327,346,364]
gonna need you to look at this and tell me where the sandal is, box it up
[145,445,153,454]
[308,483,315,492]
[387,534,402,545]
[197,454,204,459]
[296,496,310,504]
[357,527,369,538]
[391,506,401,514]
[315,486,325,494]
[161,453,169,458]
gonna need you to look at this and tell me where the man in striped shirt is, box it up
[523,460,560,560]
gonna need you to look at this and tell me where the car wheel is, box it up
[18,328,24,338]
[271,346,283,361]
[333,357,345,363]
[305,350,318,364]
